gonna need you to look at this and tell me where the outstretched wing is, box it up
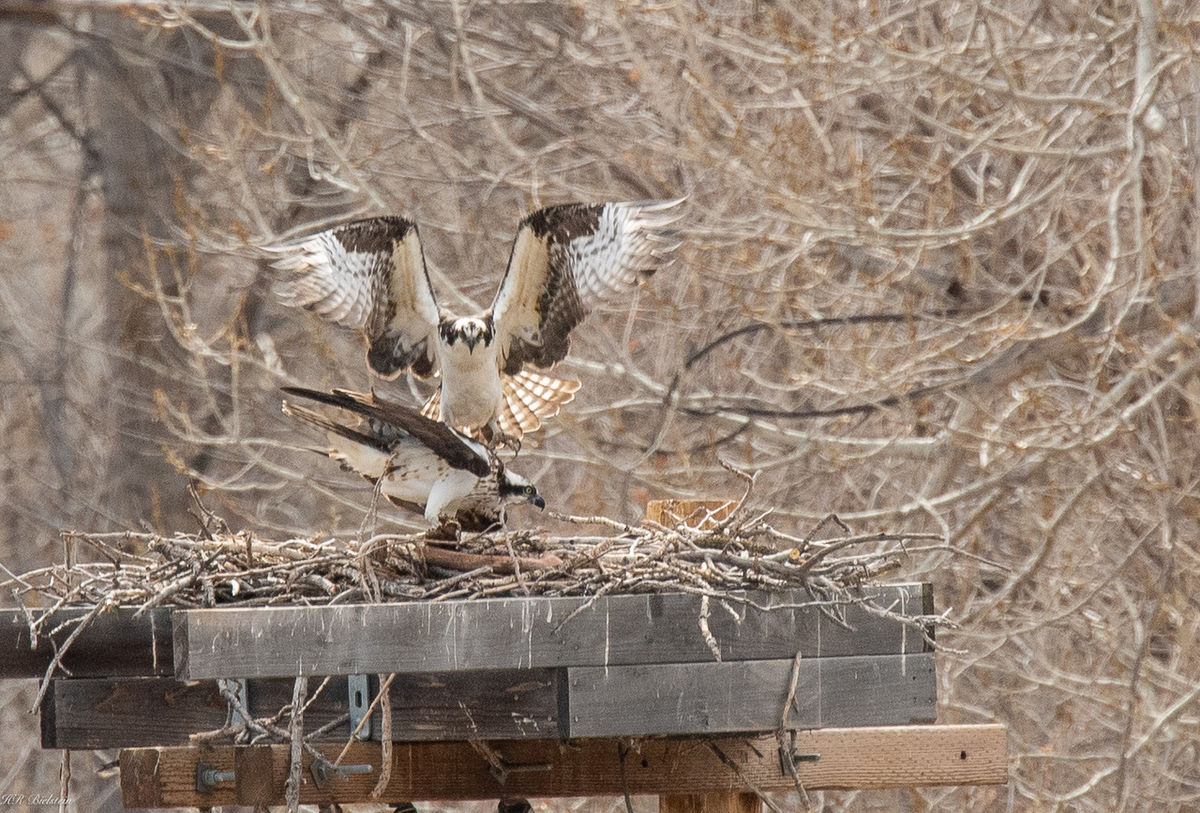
[280,386,490,478]
[267,217,442,379]
[489,198,685,375]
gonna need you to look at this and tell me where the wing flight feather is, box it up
[267,217,442,379]
[490,199,684,375]
[280,386,491,478]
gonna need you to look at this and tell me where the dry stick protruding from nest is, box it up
[421,545,561,574]
[31,600,108,713]
[698,594,722,661]
[546,510,636,532]
[369,673,394,799]
[714,459,760,534]
[776,652,811,805]
[285,677,307,813]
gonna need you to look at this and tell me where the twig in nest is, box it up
[780,651,802,730]
[803,513,852,545]
[552,580,619,634]
[421,546,561,575]
[698,594,722,662]
[546,511,635,532]
[468,739,506,774]
[187,483,230,539]
[716,459,760,531]
[776,651,811,805]
[370,673,393,799]
[32,601,108,713]
[285,677,307,813]
[358,452,396,542]
[333,673,396,767]
[503,536,529,596]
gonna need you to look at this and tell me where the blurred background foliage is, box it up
[1,1,1198,809]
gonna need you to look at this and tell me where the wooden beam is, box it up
[43,670,559,749]
[174,585,931,679]
[564,653,936,738]
[119,724,1008,807]
[44,653,934,748]
[0,608,174,679]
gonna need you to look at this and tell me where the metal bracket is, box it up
[310,757,374,790]
[778,729,821,776]
[347,674,371,740]
[218,678,250,727]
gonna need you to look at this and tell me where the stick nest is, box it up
[6,500,945,614]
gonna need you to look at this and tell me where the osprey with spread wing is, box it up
[267,199,684,443]
[281,386,544,532]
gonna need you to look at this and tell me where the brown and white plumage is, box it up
[280,386,544,531]
[267,199,684,443]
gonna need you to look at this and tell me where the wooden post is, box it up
[645,499,734,529]
[660,793,762,813]
[647,499,763,813]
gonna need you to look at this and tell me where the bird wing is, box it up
[267,217,442,379]
[488,199,684,375]
[283,398,462,511]
[280,386,491,478]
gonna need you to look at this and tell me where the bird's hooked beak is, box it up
[460,321,491,353]
[532,494,546,510]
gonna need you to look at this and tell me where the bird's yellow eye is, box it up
[524,485,534,494]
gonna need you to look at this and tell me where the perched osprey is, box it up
[281,386,545,531]
[267,199,684,443]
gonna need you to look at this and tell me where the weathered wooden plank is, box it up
[119,724,1008,807]
[175,585,932,679]
[44,653,933,747]
[565,652,936,738]
[42,677,225,749]
[0,608,174,678]
[42,670,559,749]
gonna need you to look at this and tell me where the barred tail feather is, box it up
[496,370,581,438]
[420,388,441,422]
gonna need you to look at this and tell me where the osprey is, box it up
[281,386,545,531]
[267,199,684,443]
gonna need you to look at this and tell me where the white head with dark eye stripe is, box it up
[500,470,545,510]
[441,316,493,353]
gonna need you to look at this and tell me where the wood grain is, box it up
[44,654,933,747]
[43,670,559,748]
[119,724,1008,806]
[174,585,932,679]
[0,608,174,678]
[565,653,936,737]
